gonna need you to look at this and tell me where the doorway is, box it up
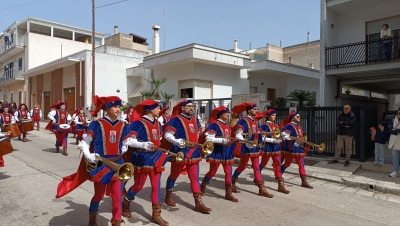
[64,88,75,115]
[44,91,51,116]
[267,88,276,107]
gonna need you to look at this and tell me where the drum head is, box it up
[59,124,71,129]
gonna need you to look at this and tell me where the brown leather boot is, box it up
[76,140,79,145]
[63,147,68,156]
[88,211,98,226]
[277,179,290,194]
[151,203,169,226]
[165,189,176,207]
[224,184,239,202]
[193,193,212,213]
[256,181,274,198]
[18,136,21,141]
[200,181,208,196]
[110,218,124,226]
[56,146,60,153]
[300,175,314,189]
[23,137,27,142]
[232,177,240,193]
[122,197,132,218]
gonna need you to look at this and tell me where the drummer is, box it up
[15,103,31,142]
[74,107,88,145]
[0,123,11,167]
[47,102,72,156]
[0,105,16,129]
[30,103,43,131]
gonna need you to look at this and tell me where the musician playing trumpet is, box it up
[259,109,290,194]
[231,102,274,198]
[280,111,313,189]
[163,100,212,213]
[200,106,239,202]
[122,100,169,226]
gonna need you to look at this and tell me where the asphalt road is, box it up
[1,128,400,226]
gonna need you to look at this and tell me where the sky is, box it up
[0,0,320,51]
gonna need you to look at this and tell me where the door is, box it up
[44,92,51,117]
[64,88,75,115]
[31,94,36,109]
[267,88,276,107]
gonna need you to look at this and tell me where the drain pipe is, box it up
[79,57,82,107]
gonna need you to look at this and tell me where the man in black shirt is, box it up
[328,105,356,167]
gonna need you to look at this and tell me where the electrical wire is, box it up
[185,0,207,44]
[95,0,128,9]
[0,0,46,11]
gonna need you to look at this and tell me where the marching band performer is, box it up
[0,105,15,129]
[280,111,313,189]
[231,102,274,198]
[121,106,134,124]
[200,106,238,202]
[158,105,171,127]
[14,103,31,142]
[163,100,212,213]
[259,109,290,194]
[0,123,11,167]
[46,102,72,156]
[74,107,88,145]
[122,100,169,226]
[30,103,42,131]
[56,95,130,226]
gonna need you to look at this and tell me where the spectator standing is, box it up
[388,110,400,177]
[328,105,356,167]
[371,122,388,166]
[381,24,392,61]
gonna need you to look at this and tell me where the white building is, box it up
[0,17,105,105]
[320,0,400,114]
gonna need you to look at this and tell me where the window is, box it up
[18,58,23,70]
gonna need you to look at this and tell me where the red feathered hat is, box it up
[279,111,299,129]
[171,100,193,117]
[231,102,257,115]
[18,103,28,109]
[89,95,122,117]
[263,109,276,116]
[74,107,83,115]
[208,106,230,123]
[255,111,265,121]
[132,100,160,121]
[50,101,66,110]
[159,105,170,116]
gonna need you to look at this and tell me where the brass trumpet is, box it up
[243,127,281,139]
[184,140,214,156]
[291,136,325,153]
[85,155,134,182]
[152,146,184,162]
[228,137,258,148]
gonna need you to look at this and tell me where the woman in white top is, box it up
[381,24,392,61]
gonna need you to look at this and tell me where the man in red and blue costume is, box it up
[259,109,290,194]
[30,103,42,131]
[200,106,238,202]
[0,105,15,129]
[14,103,31,142]
[163,100,212,213]
[122,100,169,226]
[280,111,313,189]
[55,95,130,226]
[46,102,72,156]
[74,107,89,145]
[231,102,274,198]
[158,106,171,128]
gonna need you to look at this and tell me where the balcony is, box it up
[0,35,26,62]
[325,36,400,70]
[0,67,25,85]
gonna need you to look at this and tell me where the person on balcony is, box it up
[381,24,392,61]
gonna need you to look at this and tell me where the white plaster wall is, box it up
[286,76,320,104]
[62,65,76,89]
[27,32,91,69]
[249,74,287,98]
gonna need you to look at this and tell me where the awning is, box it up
[129,84,143,98]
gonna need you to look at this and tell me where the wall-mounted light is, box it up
[331,24,335,29]
[261,82,264,85]
[116,89,120,93]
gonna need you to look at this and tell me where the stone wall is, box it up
[282,40,320,70]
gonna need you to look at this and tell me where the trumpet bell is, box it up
[116,163,135,182]
[252,140,258,148]
[318,143,326,153]
[175,151,184,162]
[201,141,214,156]
[273,128,281,139]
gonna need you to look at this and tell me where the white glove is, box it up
[143,142,154,151]
[245,143,255,149]
[283,135,291,141]
[294,142,300,147]
[85,153,99,163]
[222,138,230,144]
[274,139,282,144]
[175,138,185,148]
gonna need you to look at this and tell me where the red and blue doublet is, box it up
[283,122,305,157]
[51,110,69,132]
[75,115,88,131]
[236,116,261,157]
[260,122,281,156]
[0,113,13,125]
[127,116,167,172]
[15,110,28,121]
[87,118,129,184]
[31,109,41,120]
[205,120,234,164]
[165,114,202,164]
[160,114,170,126]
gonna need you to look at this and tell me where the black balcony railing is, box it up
[1,68,16,83]
[325,35,400,70]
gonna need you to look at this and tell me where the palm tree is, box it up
[161,91,175,104]
[145,78,167,100]
[140,90,155,100]
[286,90,314,107]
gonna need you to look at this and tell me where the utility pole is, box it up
[92,0,96,103]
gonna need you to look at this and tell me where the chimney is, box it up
[152,25,161,54]
[307,30,310,42]
[233,39,238,52]
[114,25,118,35]
[280,39,282,48]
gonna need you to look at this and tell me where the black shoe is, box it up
[344,161,350,167]
[328,159,339,164]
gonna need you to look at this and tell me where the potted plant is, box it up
[275,97,287,107]
[145,78,167,100]
[286,90,314,107]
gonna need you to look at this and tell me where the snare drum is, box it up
[58,124,71,134]
[5,124,21,139]
[22,120,34,132]
[0,138,13,157]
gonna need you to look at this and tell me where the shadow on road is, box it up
[0,172,11,180]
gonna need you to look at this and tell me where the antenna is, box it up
[262,20,268,44]
[163,0,166,51]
